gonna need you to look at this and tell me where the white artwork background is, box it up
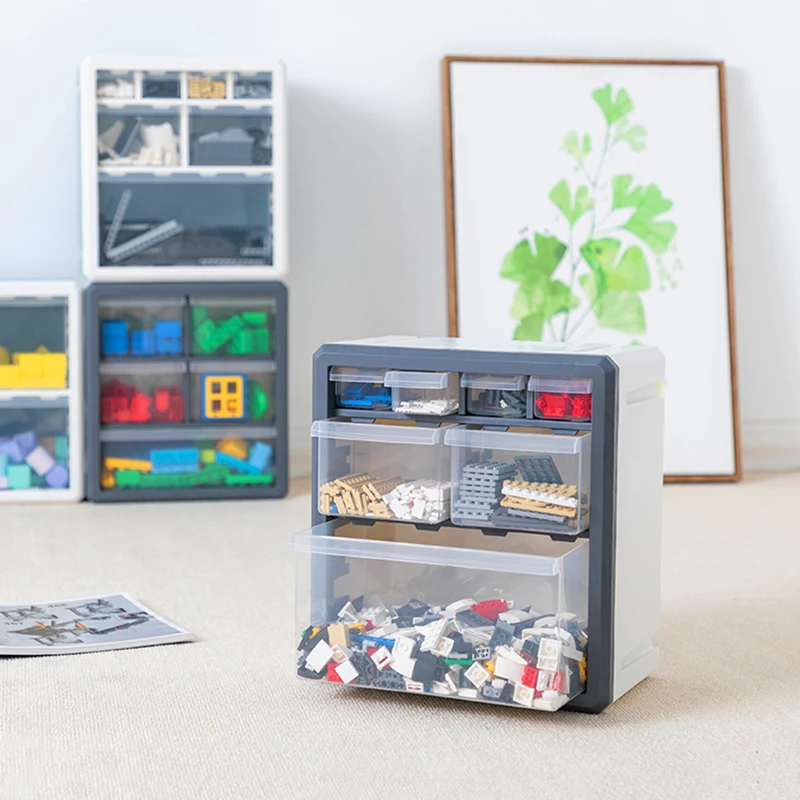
[451,61,735,477]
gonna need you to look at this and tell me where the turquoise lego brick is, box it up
[248,442,272,473]
[54,437,69,461]
[0,454,6,477]
[150,448,200,474]
[7,464,32,490]
[215,451,261,475]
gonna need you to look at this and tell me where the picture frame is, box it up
[442,56,740,482]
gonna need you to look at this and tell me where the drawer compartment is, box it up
[330,368,391,411]
[99,298,184,358]
[99,362,186,424]
[462,374,526,418]
[312,420,451,523]
[384,371,459,416]
[190,297,274,356]
[290,522,589,712]
[529,377,593,422]
[445,427,591,536]
[189,361,274,423]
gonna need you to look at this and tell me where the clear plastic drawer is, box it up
[99,362,186,425]
[529,377,593,422]
[462,374,526,418]
[445,427,591,536]
[385,371,459,416]
[312,420,451,523]
[189,361,274,423]
[290,522,589,712]
[98,298,184,358]
[330,368,391,411]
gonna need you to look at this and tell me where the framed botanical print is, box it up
[443,57,740,481]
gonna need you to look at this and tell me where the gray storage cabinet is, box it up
[85,282,287,501]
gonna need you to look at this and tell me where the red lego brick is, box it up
[154,387,171,414]
[129,392,153,423]
[521,665,539,688]
[471,599,508,622]
[570,393,592,419]
[552,670,566,692]
[326,662,343,683]
[535,392,573,418]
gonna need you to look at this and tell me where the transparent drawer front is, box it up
[100,363,186,424]
[330,368,391,411]
[98,110,181,167]
[98,180,272,267]
[0,300,68,389]
[142,71,181,99]
[188,72,227,100]
[189,108,272,166]
[0,405,70,490]
[462,374,526,418]
[529,377,593,422]
[99,299,184,358]
[100,428,275,492]
[190,298,274,356]
[97,70,134,99]
[445,427,591,536]
[313,421,451,523]
[189,363,274,423]
[291,524,589,712]
[234,71,272,99]
[385,371,459,416]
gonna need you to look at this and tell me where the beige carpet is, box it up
[1,474,799,799]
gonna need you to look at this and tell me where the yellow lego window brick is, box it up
[105,457,152,473]
[216,438,248,460]
[203,374,245,420]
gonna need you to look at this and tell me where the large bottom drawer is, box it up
[290,521,589,712]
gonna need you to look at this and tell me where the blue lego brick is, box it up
[155,321,182,356]
[130,329,156,356]
[247,442,272,473]
[215,451,260,475]
[150,448,200,475]
[352,635,396,649]
[101,321,128,356]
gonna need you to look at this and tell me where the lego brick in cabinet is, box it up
[291,521,589,711]
[0,282,83,502]
[85,282,287,501]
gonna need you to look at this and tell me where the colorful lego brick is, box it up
[229,329,254,355]
[248,382,269,420]
[215,451,261,475]
[193,319,217,353]
[217,438,248,459]
[0,346,8,364]
[155,321,182,356]
[223,472,275,486]
[253,329,270,354]
[0,431,36,464]
[101,468,116,489]
[101,320,128,356]
[191,306,209,326]
[105,457,152,472]
[0,454,6,476]
[130,330,156,356]
[200,449,216,464]
[0,353,67,389]
[25,445,55,476]
[248,442,272,473]
[44,464,69,489]
[202,374,246,420]
[150,448,200,474]
[241,311,267,327]
[129,391,153,423]
[115,469,143,488]
[197,316,244,354]
[7,464,32,490]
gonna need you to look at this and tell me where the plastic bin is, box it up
[97,109,181,167]
[189,297,274,356]
[462,374,527,418]
[99,298,184,358]
[97,70,134,99]
[445,427,591,536]
[142,71,181,99]
[529,377,593,422]
[233,71,272,99]
[100,426,275,492]
[385,371,459,416]
[189,108,272,167]
[187,72,227,100]
[313,420,451,523]
[189,361,274,423]
[291,522,589,711]
[330,368,391,411]
[99,362,186,425]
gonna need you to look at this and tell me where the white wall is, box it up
[0,0,797,473]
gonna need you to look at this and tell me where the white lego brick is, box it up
[445,669,460,693]
[534,696,563,712]
[462,626,493,644]
[25,446,56,477]
[493,646,527,684]
[464,661,491,689]
[392,635,416,660]
[337,602,361,623]
[0,477,8,489]
[305,640,334,673]
[499,609,532,625]
[537,638,563,672]
[536,670,552,691]
[371,623,398,637]
[405,680,426,693]
[446,599,476,615]
[432,681,455,695]
[513,684,535,707]
[431,637,454,658]
[417,618,447,652]
[458,687,479,699]
[331,645,352,664]
[370,646,392,671]
[392,655,416,679]
[335,659,359,684]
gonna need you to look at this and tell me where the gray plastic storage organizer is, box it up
[85,282,287,501]
[291,336,665,714]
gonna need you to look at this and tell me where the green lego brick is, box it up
[248,382,269,419]
[223,472,275,486]
[115,469,143,489]
[141,472,183,488]
[7,465,32,490]
[193,319,218,353]
[252,329,270,354]
[54,436,69,461]
[202,315,244,354]
[200,449,216,464]
[229,328,255,355]
[242,311,267,327]
[444,658,474,666]
[191,306,209,326]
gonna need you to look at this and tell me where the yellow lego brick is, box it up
[105,457,152,473]
[0,347,8,365]
[0,364,21,388]
[203,374,245,420]
[216,437,248,460]
[101,469,116,489]
[200,449,216,464]
[10,353,67,389]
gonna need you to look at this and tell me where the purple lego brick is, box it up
[0,439,24,463]
[13,431,37,459]
[44,464,69,489]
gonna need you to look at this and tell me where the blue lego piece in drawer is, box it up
[101,321,128,356]
[130,330,156,356]
[247,442,272,473]
[155,321,182,356]
[150,448,200,474]
[215,451,261,475]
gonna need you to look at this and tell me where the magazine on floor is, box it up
[0,593,193,655]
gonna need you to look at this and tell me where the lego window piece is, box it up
[529,377,593,422]
[189,363,273,424]
[384,371,459,416]
[200,374,246,421]
[461,374,527,419]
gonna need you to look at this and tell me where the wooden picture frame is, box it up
[442,56,740,482]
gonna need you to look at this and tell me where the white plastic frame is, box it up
[0,281,83,503]
[81,56,288,282]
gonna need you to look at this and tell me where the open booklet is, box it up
[0,593,193,655]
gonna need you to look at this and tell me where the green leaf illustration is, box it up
[500,234,567,282]
[550,181,593,225]
[514,314,545,341]
[564,131,592,162]
[615,120,647,152]
[611,176,677,254]
[592,84,634,124]
[580,273,646,335]
[580,239,651,292]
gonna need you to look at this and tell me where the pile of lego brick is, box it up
[534,392,592,421]
[452,462,516,522]
[297,595,587,712]
[0,346,67,389]
[101,320,182,358]
[100,380,184,424]
[192,308,270,356]
[499,481,579,523]
[102,438,273,490]
[469,388,526,417]
[319,473,451,523]
[0,431,69,490]
[337,383,392,410]
[395,396,459,415]
[188,76,226,99]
